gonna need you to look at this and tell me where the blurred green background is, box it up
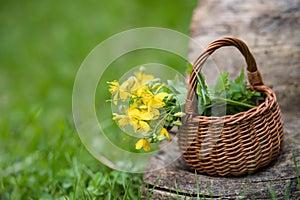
[0,0,197,199]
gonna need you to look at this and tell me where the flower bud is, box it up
[173,120,182,126]
[127,76,137,88]
[112,113,122,120]
[139,105,148,110]
[173,112,185,117]
[167,94,174,101]
[152,83,162,90]
[157,135,166,141]
[166,115,173,121]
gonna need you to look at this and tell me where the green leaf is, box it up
[166,76,187,110]
[185,62,193,74]
[214,72,228,94]
[253,91,261,96]
[167,76,187,95]
[232,92,243,100]
[195,72,210,115]
[234,68,245,84]
[245,90,254,99]
[199,73,210,104]
[198,97,205,115]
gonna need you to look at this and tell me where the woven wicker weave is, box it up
[178,37,284,176]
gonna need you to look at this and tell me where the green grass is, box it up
[0,0,197,199]
[293,153,300,193]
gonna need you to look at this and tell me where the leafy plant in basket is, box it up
[107,67,185,151]
[186,63,265,117]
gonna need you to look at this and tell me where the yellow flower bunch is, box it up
[107,67,184,151]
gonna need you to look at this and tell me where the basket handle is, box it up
[186,36,264,115]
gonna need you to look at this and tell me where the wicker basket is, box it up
[178,36,284,176]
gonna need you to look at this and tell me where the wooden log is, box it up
[142,0,300,199]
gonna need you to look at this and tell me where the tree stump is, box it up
[142,0,300,199]
[142,112,300,199]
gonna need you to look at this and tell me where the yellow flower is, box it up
[135,86,167,109]
[107,80,130,105]
[113,108,151,133]
[149,92,168,108]
[160,128,170,141]
[147,107,160,120]
[135,86,151,98]
[134,68,155,86]
[126,76,140,93]
[107,80,119,93]
[112,113,130,127]
[135,138,151,151]
[127,107,150,133]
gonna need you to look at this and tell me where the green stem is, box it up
[213,97,256,108]
[152,108,174,134]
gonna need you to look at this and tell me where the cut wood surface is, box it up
[142,0,300,199]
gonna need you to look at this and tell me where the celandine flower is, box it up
[134,67,155,86]
[127,107,151,133]
[135,138,151,151]
[160,128,170,141]
[107,80,130,105]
